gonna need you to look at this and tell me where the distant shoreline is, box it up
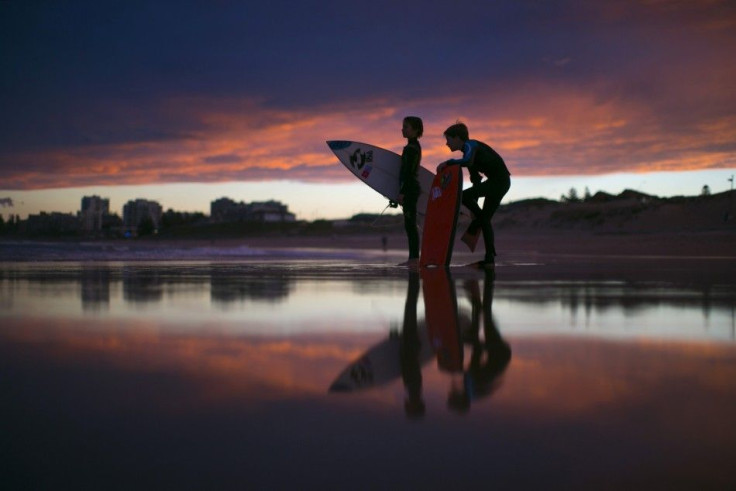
[2,190,734,259]
[2,228,734,258]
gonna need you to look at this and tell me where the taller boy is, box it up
[437,122,510,268]
[397,116,423,267]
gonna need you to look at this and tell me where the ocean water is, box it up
[2,241,736,488]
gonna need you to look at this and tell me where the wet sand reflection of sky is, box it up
[2,263,734,339]
[2,263,736,488]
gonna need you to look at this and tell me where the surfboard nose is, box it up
[326,140,352,150]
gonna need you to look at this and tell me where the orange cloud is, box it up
[2,78,735,191]
[6,316,736,418]
[480,336,736,426]
[1,317,372,406]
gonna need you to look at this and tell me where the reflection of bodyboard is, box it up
[419,165,463,267]
[329,323,433,392]
[421,268,463,373]
[326,141,435,223]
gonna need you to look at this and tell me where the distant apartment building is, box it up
[210,197,244,222]
[123,199,163,235]
[210,198,295,223]
[246,200,296,222]
[25,212,79,235]
[80,195,110,233]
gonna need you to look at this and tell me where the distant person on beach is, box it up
[394,116,423,267]
[437,122,510,268]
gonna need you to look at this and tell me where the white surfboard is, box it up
[327,140,470,224]
[327,140,435,220]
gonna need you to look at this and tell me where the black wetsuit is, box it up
[400,138,421,259]
[446,140,510,261]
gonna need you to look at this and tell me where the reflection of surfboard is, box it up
[329,323,433,392]
[421,268,463,372]
[326,141,435,222]
[419,165,463,267]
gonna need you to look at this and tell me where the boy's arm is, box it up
[438,141,475,171]
[447,141,475,166]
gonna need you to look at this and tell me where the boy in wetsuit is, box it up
[396,116,423,267]
[437,122,510,268]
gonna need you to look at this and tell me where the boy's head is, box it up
[444,122,468,152]
[402,116,424,138]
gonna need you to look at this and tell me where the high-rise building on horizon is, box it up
[210,197,295,223]
[123,199,162,235]
[80,195,109,233]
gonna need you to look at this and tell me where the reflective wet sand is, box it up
[2,251,735,488]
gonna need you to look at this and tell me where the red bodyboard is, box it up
[420,165,463,267]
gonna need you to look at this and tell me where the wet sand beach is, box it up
[2,230,735,489]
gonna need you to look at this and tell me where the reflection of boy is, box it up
[396,116,423,268]
[469,274,511,397]
[449,273,511,413]
[400,271,425,418]
[437,123,510,268]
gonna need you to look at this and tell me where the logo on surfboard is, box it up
[349,358,374,386]
[349,148,373,170]
[430,171,454,200]
[440,172,453,189]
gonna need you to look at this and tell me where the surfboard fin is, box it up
[461,225,481,252]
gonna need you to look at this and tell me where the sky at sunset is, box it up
[1,0,735,220]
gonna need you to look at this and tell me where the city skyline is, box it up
[4,193,296,221]
[2,1,735,221]
[4,176,733,225]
